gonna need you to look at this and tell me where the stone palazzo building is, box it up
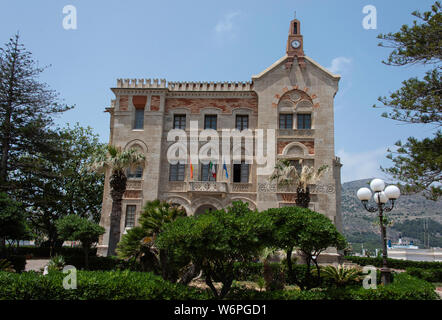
[97,18,343,256]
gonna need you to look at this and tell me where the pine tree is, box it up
[0,33,71,191]
[376,2,441,200]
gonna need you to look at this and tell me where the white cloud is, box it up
[327,57,352,75]
[214,11,240,35]
[337,147,389,182]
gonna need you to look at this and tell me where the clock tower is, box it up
[285,18,305,69]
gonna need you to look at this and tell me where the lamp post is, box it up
[356,178,400,285]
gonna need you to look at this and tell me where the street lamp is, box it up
[356,178,400,285]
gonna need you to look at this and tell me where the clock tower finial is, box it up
[285,17,305,69]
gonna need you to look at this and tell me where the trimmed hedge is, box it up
[345,256,442,270]
[227,273,438,300]
[0,270,209,300]
[0,271,437,300]
[405,267,442,283]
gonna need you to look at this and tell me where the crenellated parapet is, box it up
[116,78,167,89]
[115,78,254,92]
[168,81,253,92]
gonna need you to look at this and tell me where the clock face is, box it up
[291,40,301,49]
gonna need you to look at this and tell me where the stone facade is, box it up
[97,18,343,256]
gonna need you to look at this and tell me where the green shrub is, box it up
[0,259,14,272]
[64,255,141,271]
[345,256,442,270]
[48,255,66,272]
[0,255,26,273]
[0,270,209,300]
[227,273,438,300]
[232,261,321,289]
[318,265,362,288]
[343,273,439,300]
[405,267,442,282]
[233,261,272,282]
[263,261,285,291]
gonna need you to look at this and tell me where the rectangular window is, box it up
[125,205,136,228]
[127,166,143,179]
[297,114,311,129]
[134,109,144,129]
[236,115,249,130]
[279,114,293,129]
[201,164,217,181]
[169,163,185,181]
[173,114,186,129]
[204,115,217,130]
[233,162,249,183]
[288,160,302,174]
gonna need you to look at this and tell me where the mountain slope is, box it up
[341,179,442,249]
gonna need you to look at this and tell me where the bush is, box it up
[0,255,26,273]
[64,255,141,271]
[405,267,442,282]
[48,255,66,272]
[263,261,285,291]
[345,256,442,270]
[157,201,272,299]
[233,261,273,282]
[227,273,438,300]
[343,273,438,300]
[0,270,209,300]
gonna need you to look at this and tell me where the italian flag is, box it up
[209,161,216,179]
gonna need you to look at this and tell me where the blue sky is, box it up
[0,0,436,182]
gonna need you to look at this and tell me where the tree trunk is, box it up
[286,247,299,285]
[179,263,202,285]
[107,170,127,256]
[220,277,233,299]
[312,258,321,287]
[107,191,124,256]
[0,237,6,254]
[305,256,312,290]
[205,272,219,299]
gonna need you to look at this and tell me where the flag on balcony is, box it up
[190,159,194,180]
[223,160,228,179]
[209,161,216,179]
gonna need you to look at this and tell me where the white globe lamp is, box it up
[374,191,388,204]
[384,185,401,200]
[357,187,372,201]
[370,178,385,192]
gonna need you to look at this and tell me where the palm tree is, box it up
[269,159,328,207]
[91,145,145,256]
[317,264,362,288]
[116,200,188,282]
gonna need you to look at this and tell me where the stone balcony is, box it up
[277,129,315,138]
[188,181,228,194]
[166,181,254,194]
[230,183,254,193]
